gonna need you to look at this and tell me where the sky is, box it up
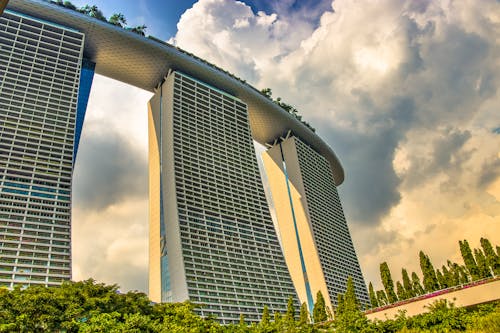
[69,0,500,294]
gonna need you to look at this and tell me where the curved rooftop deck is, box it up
[7,0,345,184]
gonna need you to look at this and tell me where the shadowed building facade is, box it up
[148,71,298,323]
[2,0,369,323]
[263,135,369,311]
[0,9,94,288]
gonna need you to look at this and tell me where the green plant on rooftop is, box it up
[108,13,127,28]
[127,24,147,36]
[78,4,106,21]
[51,0,76,10]
[260,88,316,132]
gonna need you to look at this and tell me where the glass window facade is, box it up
[0,10,90,288]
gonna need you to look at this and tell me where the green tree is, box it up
[79,5,106,21]
[368,282,379,308]
[337,293,345,316]
[313,291,327,323]
[411,272,425,295]
[239,313,246,326]
[481,237,500,275]
[273,312,284,332]
[402,268,414,298]
[260,88,272,98]
[419,251,440,292]
[436,269,447,289]
[396,281,406,301]
[299,302,309,325]
[475,248,493,279]
[285,295,296,330]
[376,290,388,306]
[334,277,369,332]
[109,13,127,27]
[130,24,147,36]
[257,306,270,333]
[460,239,480,280]
[380,262,398,303]
[63,1,77,10]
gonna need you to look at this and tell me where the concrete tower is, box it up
[0,9,94,288]
[262,135,369,311]
[148,71,299,323]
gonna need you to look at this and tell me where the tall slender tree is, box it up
[109,13,127,27]
[402,269,414,299]
[411,272,425,296]
[481,237,500,275]
[368,282,378,308]
[460,239,480,280]
[259,305,270,329]
[474,248,492,279]
[442,265,455,287]
[437,269,448,288]
[396,281,406,301]
[380,262,398,303]
[299,302,309,325]
[343,277,359,312]
[313,291,327,323]
[376,290,388,306]
[419,251,440,292]
[336,294,345,316]
[285,295,296,329]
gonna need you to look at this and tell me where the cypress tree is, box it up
[457,264,470,284]
[442,265,455,287]
[260,305,270,327]
[343,277,359,312]
[396,281,406,301]
[481,237,500,275]
[474,248,492,279]
[336,293,345,316]
[239,313,246,327]
[379,262,398,303]
[411,272,425,295]
[460,239,480,280]
[419,251,440,292]
[285,295,295,323]
[496,245,500,258]
[402,269,414,298]
[313,291,327,323]
[376,290,387,306]
[436,269,447,289]
[447,261,461,286]
[273,312,283,332]
[299,302,309,325]
[335,278,366,332]
[368,282,378,308]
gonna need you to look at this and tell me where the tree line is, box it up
[0,277,498,332]
[369,237,499,308]
[47,0,147,35]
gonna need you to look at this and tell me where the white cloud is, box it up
[73,0,500,294]
[170,0,500,289]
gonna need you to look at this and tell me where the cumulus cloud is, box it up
[72,75,151,291]
[72,0,499,293]
[72,199,149,292]
[73,129,147,211]
[171,0,500,286]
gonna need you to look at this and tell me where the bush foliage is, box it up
[0,279,498,332]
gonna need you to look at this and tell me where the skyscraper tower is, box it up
[0,9,94,288]
[262,135,369,311]
[148,71,299,323]
[3,0,369,322]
